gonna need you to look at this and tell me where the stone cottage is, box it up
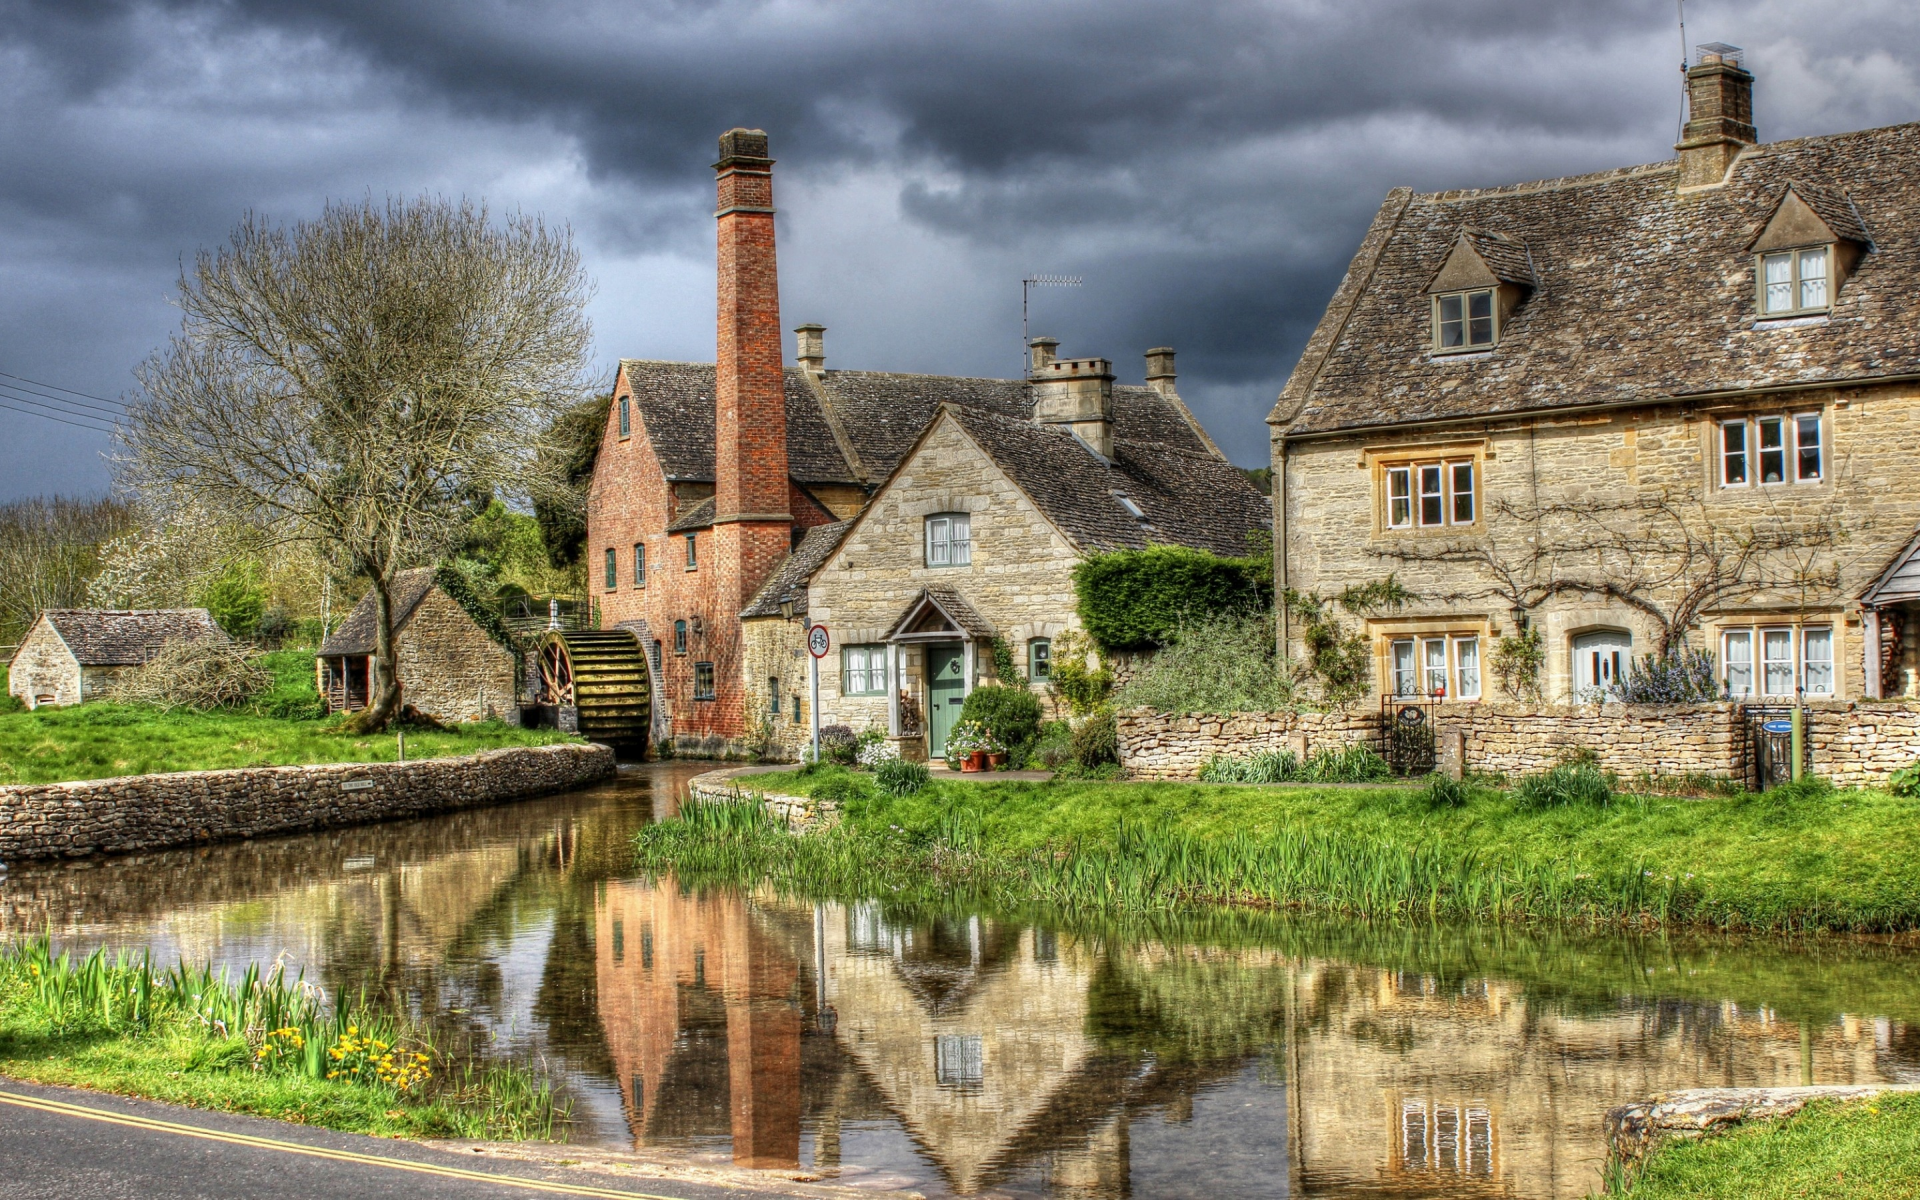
[317,568,517,724]
[588,128,1267,759]
[1270,44,1920,706]
[6,609,226,709]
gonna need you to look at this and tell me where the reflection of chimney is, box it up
[713,128,792,617]
[1030,345,1115,460]
[1144,346,1176,396]
[794,324,825,377]
[1676,43,1756,189]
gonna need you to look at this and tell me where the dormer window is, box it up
[1759,246,1829,316]
[1434,289,1496,351]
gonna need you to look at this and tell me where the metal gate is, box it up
[1743,706,1808,791]
[1381,692,1438,776]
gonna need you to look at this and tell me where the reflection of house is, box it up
[316,567,517,723]
[6,608,223,708]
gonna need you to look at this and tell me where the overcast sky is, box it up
[2,0,1917,500]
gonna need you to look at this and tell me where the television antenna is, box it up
[1022,275,1082,373]
[1675,0,1689,142]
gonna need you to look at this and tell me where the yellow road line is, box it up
[0,1088,690,1200]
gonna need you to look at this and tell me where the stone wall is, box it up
[686,766,838,831]
[395,588,518,724]
[1119,701,1920,786]
[7,620,78,709]
[0,742,614,861]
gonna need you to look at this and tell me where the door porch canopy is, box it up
[1862,529,1920,699]
[881,586,996,737]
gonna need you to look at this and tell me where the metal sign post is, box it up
[807,623,830,764]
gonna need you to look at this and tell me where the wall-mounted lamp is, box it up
[779,594,795,622]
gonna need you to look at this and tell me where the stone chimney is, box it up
[1676,43,1756,189]
[1028,336,1059,375]
[1031,346,1115,460]
[794,324,825,376]
[712,127,791,616]
[1144,347,1176,396]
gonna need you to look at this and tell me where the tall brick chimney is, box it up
[1676,43,1756,189]
[712,127,791,614]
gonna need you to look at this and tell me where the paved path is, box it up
[0,1079,827,1200]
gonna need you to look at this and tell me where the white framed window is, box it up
[1384,459,1476,529]
[1423,638,1449,696]
[1389,635,1481,699]
[841,645,888,696]
[1759,245,1831,316]
[1718,414,1823,488]
[1455,637,1482,700]
[925,513,972,567]
[1723,629,1753,697]
[1802,627,1834,696]
[1761,628,1795,696]
[1391,639,1417,695]
[1434,288,1497,351]
[1028,638,1051,680]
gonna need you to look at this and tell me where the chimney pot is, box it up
[1675,43,1756,189]
[1028,336,1060,376]
[1144,346,1176,395]
[794,324,825,375]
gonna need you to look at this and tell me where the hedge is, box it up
[1072,546,1272,652]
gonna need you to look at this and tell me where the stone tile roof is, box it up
[741,521,853,619]
[945,405,1270,557]
[665,495,715,533]
[319,568,439,657]
[1459,229,1537,286]
[1276,121,1920,437]
[619,361,1216,485]
[34,609,225,666]
[884,585,997,641]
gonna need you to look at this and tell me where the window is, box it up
[841,645,888,696]
[604,547,617,591]
[618,396,631,438]
[1385,458,1476,529]
[792,693,802,723]
[684,532,697,570]
[633,542,646,587]
[1028,638,1052,681]
[673,620,687,655]
[1723,630,1753,697]
[693,662,715,700]
[1802,627,1834,696]
[925,513,972,567]
[1434,289,1496,351]
[1389,635,1481,699]
[1718,414,1822,487]
[768,676,779,719]
[935,1035,984,1089]
[1762,628,1795,696]
[1759,245,1831,316]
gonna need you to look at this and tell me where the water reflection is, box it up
[4,763,1920,1198]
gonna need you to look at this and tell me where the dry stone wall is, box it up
[0,743,613,862]
[1810,703,1920,786]
[1118,708,1379,780]
[1456,704,1746,780]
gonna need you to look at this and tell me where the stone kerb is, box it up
[686,766,839,832]
[0,743,615,862]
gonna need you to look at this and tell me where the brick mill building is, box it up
[1271,45,1920,706]
[588,129,1267,759]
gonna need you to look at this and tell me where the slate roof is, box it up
[1275,121,1920,438]
[31,609,225,666]
[665,496,715,533]
[618,361,1217,485]
[945,405,1270,557]
[741,521,852,619]
[319,568,439,656]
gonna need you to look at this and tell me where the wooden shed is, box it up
[317,568,519,723]
[5,609,226,709]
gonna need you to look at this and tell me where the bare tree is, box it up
[120,196,592,730]
[0,497,137,645]
[1375,486,1843,661]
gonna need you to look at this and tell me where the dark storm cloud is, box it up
[1,0,1917,496]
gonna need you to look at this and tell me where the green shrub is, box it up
[1889,760,1920,798]
[958,685,1043,751]
[1199,749,1299,784]
[875,757,930,796]
[200,560,267,639]
[1048,630,1112,715]
[1515,762,1614,809]
[1420,773,1470,809]
[1030,721,1073,770]
[1070,706,1119,769]
[1306,743,1393,783]
[251,648,326,720]
[1073,546,1272,651]
[1115,611,1292,714]
[819,724,857,765]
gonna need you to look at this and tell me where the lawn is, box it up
[1613,1093,1920,1200]
[644,766,1920,931]
[0,653,574,786]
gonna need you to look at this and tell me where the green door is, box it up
[926,642,967,759]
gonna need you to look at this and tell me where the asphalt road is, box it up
[0,1079,816,1200]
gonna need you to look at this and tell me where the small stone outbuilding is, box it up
[6,609,226,709]
[317,568,519,724]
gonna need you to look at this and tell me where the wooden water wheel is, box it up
[538,629,651,747]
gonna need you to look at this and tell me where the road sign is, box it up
[808,625,830,659]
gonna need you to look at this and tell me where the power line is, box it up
[0,399,115,434]
[0,384,122,426]
[0,369,124,408]
[0,376,124,418]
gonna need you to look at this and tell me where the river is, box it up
[3,761,1917,1198]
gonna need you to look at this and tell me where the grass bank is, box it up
[1610,1093,1920,1199]
[0,937,566,1140]
[638,767,1920,931]
[0,653,573,785]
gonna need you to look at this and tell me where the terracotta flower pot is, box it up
[960,751,986,772]
[987,752,1008,769]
